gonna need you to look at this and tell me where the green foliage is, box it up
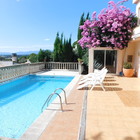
[82,49,88,66]
[53,33,75,62]
[75,13,90,65]
[77,13,85,59]
[0,56,5,61]
[63,35,74,62]
[123,62,133,69]
[53,32,63,61]
[18,56,28,63]
[29,53,38,63]
[38,49,45,62]
[38,49,52,62]
[44,50,52,61]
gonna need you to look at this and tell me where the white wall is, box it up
[88,48,94,73]
[0,61,13,67]
[116,49,125,75]
[133,41,140,77]
[124,42,136,65]
[136,1,140,17]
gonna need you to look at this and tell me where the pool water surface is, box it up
[0,75,74,138]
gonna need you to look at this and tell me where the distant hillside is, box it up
[0,51,39,56]
[0,52,11,55]
[16,51,39,55]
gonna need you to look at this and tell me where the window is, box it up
[127,55,133,62]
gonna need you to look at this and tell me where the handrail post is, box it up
[55,93,63,111]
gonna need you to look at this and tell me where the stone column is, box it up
[88,48,94,73]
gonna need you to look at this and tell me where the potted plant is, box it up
[78,58,83,64]
[123,62,135,77]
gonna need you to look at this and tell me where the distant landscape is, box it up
[0,51,39,56]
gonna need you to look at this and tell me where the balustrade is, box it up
[0,63,45,82]
[45,62,78,71]
[0,62,78,82]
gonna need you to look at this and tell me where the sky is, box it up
[0,0,136,53]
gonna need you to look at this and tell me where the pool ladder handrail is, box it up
[41,88,67,112]
[54,88,67,104]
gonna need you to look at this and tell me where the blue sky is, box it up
[0,0,136,53]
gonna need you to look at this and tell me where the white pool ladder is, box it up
[41,88,67,112]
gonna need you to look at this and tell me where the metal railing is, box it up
[41,88,67,112]
[54,88,67,104]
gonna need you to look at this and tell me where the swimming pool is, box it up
[0,75,74,138]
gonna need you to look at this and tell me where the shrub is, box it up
[78,0,137,49]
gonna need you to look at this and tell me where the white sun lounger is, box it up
[80,67,106,81]
[79,68,107,85]
[77,69,108,91]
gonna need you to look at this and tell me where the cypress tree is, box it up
[76,13,90,60]
[62,35,74,62]
[53,32,75,62]
[82,13,90,66]
[58,33,64,61]
[53,32,60,61]
[86,12,90,20]
[68,35,73,61]
[62,37,67,62]
[77,13,85,59]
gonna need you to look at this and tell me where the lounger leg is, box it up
[90,85,94,91]
[100,82,105,91]
[90,82,96,91]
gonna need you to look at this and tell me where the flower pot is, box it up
[123,68,135,77]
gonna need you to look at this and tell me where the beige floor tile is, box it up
[86,75,140,140]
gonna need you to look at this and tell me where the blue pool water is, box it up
[0,75,74,138]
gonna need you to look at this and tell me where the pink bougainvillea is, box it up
[78,0,137,49]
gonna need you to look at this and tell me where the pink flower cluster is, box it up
[78,0,137,49]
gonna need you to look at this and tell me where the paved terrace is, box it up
[38,73,140,140]
[86,75,140,140]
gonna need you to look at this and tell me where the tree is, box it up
[28,53,38,63]
[53,33,75,62]
[78,0,137,49]
[38,49,52,62]
[0,56,5,61]
[58,33,64,61]
[76,12,90,59]
[44,50,52,61]
[63,35,74,62]
[53,32,63,61]
[18,56,27,63]
[38,49,45,62]
[77,13,85,59]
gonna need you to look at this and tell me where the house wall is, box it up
[116,49,125,75]
[132,0,140,77]
[133,41,140,77]
[123,40,140,78]
[135,0,140,17]
[124,42,136,65]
